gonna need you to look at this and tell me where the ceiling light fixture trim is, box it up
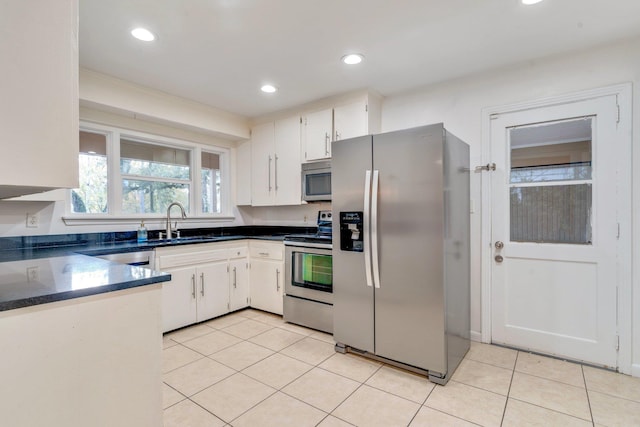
[131,27,156,41]
[521,0,544,5]
[261,84,278,93]
[341,53,364,65]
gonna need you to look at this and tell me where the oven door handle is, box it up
[283,241,332,250]
[363,170,373,288]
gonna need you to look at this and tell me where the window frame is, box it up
[64,122,233,224]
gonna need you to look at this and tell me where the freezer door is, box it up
[331,135,375,353]
[372,124,447,374]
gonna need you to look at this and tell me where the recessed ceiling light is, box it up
[521,0,544,5]
[261,84,277,93]
[131,27,155,42]
[342,53,364,65]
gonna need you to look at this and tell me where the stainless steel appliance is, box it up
[332,123,470,385]
[283,210,333,333]
[301,161,331,201]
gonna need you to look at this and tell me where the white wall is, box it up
[380,36,640,374]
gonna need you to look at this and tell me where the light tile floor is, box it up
[163,309,640,427]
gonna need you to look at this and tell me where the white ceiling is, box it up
[79,0,640,119]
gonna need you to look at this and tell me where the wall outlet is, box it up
[26,213,39,228]
[26,266,39,282]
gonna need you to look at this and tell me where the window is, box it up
[120,139,191,214]
[70,124,230,219]
[72,131,108,213]
[201,151,221,214]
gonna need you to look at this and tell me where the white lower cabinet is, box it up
[196,261,231,321]
[161,265,198,331]
[157,240,285,332]
[229,258,250,311]
[249,241,284,315]
[157,243,249,333]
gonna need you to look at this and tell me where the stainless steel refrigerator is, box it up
[332,123,470,385]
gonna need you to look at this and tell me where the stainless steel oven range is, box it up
[283,211,333,333]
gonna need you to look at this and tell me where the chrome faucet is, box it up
[166,202,187,239]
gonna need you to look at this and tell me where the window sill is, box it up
[62,215,235,226]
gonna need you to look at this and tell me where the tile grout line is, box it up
[581,364,596,426]
[499,350,519,426]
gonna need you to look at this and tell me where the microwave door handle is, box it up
[371,170,381,289]
[363,170,373,288]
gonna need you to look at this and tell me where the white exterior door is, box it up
[490,95,620,368]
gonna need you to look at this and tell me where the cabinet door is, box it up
[229,259,250,311]
[303,108,333,161]
[161,266,198,332]
[196,262,231,322]
[334,101,368,141]
[250,122,275,206]
[0,0,78,198]
[236,139,252,205]
[250,259,284,315]
[274,116,302,205]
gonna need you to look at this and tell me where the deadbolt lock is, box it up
[495,241,504,249]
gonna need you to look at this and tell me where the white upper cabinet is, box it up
[273,116,302,205]
[250,115,302,206]
[302,94,381,162]
[235,140,252,205]
[0,0,79,199]
[334,101,369,141]
[302,108,333,161]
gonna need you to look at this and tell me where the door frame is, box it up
[480,83,632,374]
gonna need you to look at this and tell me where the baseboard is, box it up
[470,330,482,343]
[631,363,640,378]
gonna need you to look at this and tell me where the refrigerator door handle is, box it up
[363,170,373,288]
[371,169,381,289]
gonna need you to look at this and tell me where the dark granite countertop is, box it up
[0,255,171,312]
[0,226,314,312]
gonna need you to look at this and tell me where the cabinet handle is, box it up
[324,132,330,155]
[259,251,269,256]
[233,267,237,288]
[335,130,341,141]
[268,155,273,191]
[191,274,196,298]
[276,268,280,291]
[274,155,279,191]
[200,272,205,296]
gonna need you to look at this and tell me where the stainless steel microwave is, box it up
[302,161,331,201]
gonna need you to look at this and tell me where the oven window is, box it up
[292,252,333,293]
[305,172,331,197]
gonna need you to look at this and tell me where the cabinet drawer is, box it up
[159,249,228,269]
[249,244,283,261]
[229,246,248,259]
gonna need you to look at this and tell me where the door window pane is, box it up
[510,185,592,244]
[509,118,593,244]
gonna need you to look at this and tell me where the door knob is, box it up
[495,255,504,263]
[495,241,504,249]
